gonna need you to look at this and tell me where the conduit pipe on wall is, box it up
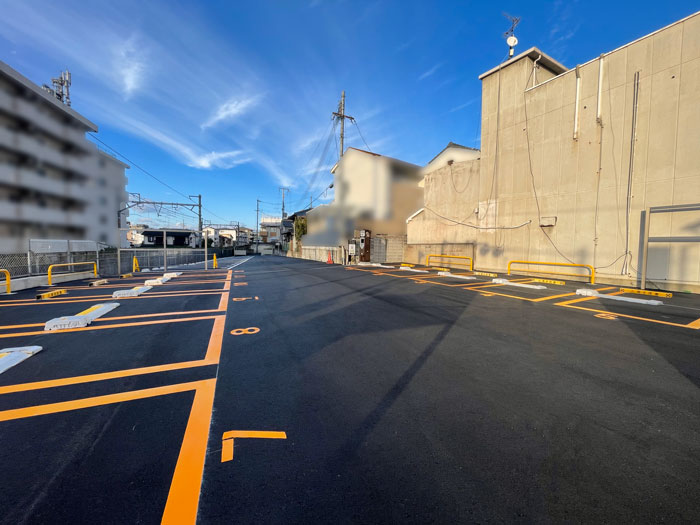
[532,54,542,88]
[594,54,605,268]
[573,65,581,140]
[596,54,605,122]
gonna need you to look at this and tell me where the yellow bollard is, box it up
[213,254,218,269]
[132,256,140,272]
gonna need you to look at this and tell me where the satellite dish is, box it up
[507,35,518,47]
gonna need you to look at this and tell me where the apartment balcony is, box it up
[0,164,89,203]
[0,201,89,229]
[0,126,96,179]
[0,89,91,152]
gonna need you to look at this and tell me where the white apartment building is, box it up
[0,60,129,253]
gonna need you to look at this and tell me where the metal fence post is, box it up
[163,229,167,272]
[204,230,208,271]
[640,207,651,290]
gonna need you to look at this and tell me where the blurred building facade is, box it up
[303,147,423,262]
[0,60,129,253]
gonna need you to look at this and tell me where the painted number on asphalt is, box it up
[595,313,618,320]
[230,327,260,335]
[232,296,259,302]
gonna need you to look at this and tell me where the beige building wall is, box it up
[408,12,700,289]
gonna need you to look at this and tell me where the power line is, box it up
[88,133,193,202]
[352,119,372,152]
[290,119,338,210]
[89,133,232,224]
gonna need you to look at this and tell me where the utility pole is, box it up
[189,194,203,246]
[309,196,313,209]
[279,187,289,218]
[256,199,260,254]
[332,90,354,158]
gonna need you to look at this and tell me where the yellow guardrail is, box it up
[507,260,595,284]
[47,261,97,286]
[0,269,10,294]
[425,254,473,271]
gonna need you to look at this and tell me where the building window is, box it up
[100,215,108,225]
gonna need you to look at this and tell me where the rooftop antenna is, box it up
[46,69,72,106]
[503,13,520,58]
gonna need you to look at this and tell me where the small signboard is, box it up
[348,243,356,255]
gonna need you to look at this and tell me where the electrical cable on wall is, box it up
[522,63,579,265]
[424,206,531,230]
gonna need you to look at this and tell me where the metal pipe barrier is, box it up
[425,254,474,271]
[640,203,700,290]
[48,261,97,286]
[507,260,595,284]
[0,269,10,294]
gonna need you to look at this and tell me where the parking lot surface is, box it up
[0,255,699,523]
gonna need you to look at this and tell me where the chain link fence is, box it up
[1,239,226,281]
[116,248,206,275]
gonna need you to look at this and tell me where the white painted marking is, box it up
[0,346,42,374]
[575,289,663,306]
[492,278,546,290]
[112,286,152,298]
[227,256,252,269]
[399,267,429,273]
[438,271,476,280]
[44,303,120,331]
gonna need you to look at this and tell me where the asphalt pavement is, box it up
[0,255,699,523]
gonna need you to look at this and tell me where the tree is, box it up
[294,216,307,242]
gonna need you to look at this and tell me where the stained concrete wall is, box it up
[409,12,700,289]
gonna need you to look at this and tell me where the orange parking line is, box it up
[0,315,223,339]
[559,303,698,329]
[555,288,619,306]
[0,379,205,423]
[0,359,213,395]
[0,309,227,331]
[162,378,217,524]
[35,279,230,292]
[0,290,225,308]
[203,316,226,362]
[0,311,227,395]
[687,317,700,329]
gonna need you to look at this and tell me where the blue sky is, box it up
[1,0,698,228]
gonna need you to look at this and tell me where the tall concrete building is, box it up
[408,11,700,291]
[0,60,129,253]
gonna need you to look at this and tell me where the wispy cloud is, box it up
[449,98,477,113]
[190,150,250,169]
[547,0,580,60]
[201,95,261,129]
[113,35,147,98]
[395,38,414,52]
[419,62,442,81]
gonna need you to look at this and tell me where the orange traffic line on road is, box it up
[0,314,224,339]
